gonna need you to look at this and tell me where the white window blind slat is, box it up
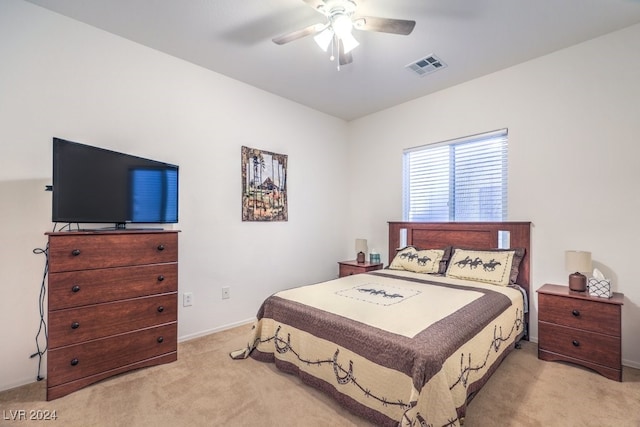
[403,129,508,222]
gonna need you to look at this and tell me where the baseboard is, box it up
[0,377,46,394]
[177,318,255,343]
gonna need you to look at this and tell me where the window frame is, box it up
[402,129,508,222]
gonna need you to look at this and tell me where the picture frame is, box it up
[241,146,288,222]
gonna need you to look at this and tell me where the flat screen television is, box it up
[52,137,179,228]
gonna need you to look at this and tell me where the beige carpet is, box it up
[1,324,638,427]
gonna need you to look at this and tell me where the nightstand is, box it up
[537,283,624,381]
[338,260,383,277]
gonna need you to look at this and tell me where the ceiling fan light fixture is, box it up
[332,13,353,38]
[313,28,334,52]
[339,31,359,54]
[273,0,415,68]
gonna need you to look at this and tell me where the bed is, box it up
[231,221,531,426]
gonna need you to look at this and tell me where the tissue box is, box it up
[588,278,612,298]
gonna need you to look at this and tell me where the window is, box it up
[403,129,508,222]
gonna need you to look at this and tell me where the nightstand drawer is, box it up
[338,260,383,277]
[340,264,364,277]
[538,322,620,368]
[538,293,620,336]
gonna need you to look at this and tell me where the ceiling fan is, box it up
[273,0,416,67]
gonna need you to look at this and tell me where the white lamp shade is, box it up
[565,250,592,273]
[313,28,334,52]
[339,31,359,54]
[355,238,368,254]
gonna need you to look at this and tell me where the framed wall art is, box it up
[241,146,288,222]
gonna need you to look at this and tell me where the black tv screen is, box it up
[52,138,179,226]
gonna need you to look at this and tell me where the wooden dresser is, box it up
[46,230,179,400]
[537,283,624,381]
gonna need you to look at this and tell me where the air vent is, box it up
[406,54,447,77]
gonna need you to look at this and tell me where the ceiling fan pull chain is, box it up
[330,34,336,62]
[332,35,341,71]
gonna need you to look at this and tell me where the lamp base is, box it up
[569,272,587,292]
[356,252,365,263]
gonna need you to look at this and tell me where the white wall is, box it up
[348,23,640,368]
[0,0,349,391]
[2,0,639,394]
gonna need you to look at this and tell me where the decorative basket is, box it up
[588,278,612,298]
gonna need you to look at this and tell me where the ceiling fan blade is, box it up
[301,0,326,10]
[272,23,323,45]
[353,16,416,35]
[338,39,353,66]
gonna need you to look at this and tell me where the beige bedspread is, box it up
[231,269,525,427]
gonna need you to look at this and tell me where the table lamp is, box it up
[355,239,368,264]
[565,250,592,292]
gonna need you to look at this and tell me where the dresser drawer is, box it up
[538,322,620,368]
[47,323,177,387]
[538,293,620,336]
[48,263,177,310]
[48,232,178,272]
[48,293,177,348]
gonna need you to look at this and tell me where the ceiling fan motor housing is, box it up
[318,0,357,19]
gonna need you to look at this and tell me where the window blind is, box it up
[403,129,508,222]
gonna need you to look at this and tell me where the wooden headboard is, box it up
[388,221,532,338]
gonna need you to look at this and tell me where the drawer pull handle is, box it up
[70,358,79,366]
[71,285,81,293]
[71,322,80,329]
[157,336,164,343]
[157,244,165,251]
[157,306,164,313]
[572,340,580,347]
[157,275,165,282]
[71,249,81,256]
[572,309,580,317]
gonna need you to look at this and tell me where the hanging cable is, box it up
[31,242,49,381]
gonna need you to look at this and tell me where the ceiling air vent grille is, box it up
[406,54,447,77]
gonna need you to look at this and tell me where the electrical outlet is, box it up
[183,292,193,307]
[221,287,230,299]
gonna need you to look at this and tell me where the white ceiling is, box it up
[24,0,640,121]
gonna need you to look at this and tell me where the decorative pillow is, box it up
[445,248,516,286]
[506,247,526,284]
[388,246,416,270]
[448,247,525,284]
[389,246,445,274]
